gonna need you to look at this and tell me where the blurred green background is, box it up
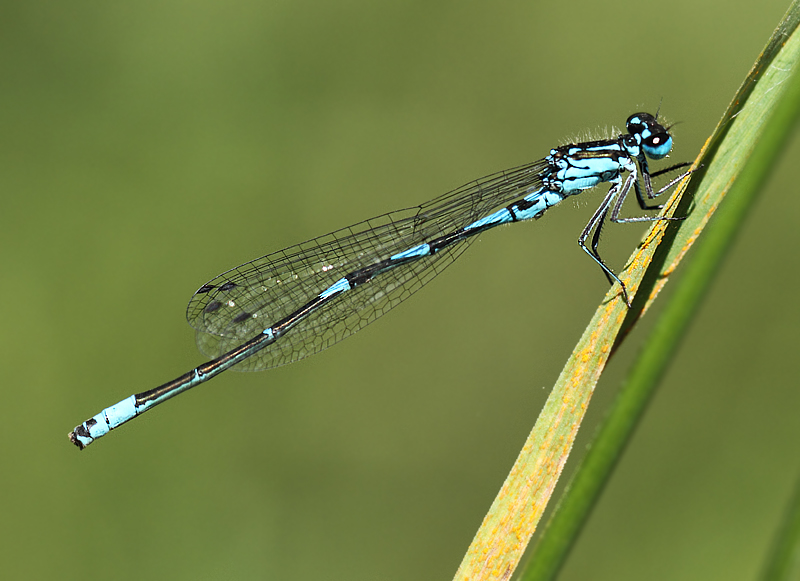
[2,1,798,579]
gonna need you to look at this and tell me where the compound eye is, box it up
[643,132,672,159]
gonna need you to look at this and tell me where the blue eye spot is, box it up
[643,133,672,159]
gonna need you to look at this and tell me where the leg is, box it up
[614,165,694,224]
[634,161,693,210]
[578,176,633,306]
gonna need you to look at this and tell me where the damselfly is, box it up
[69,112,691,449]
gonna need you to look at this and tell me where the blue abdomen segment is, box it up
[70,383,196,448]
[463,188,565,230]
[512,189,564,221]
[390,243,432,260]
[319,276,352,299]
[463,208,514,231]
[70,395,138,448]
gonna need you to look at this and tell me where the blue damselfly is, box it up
[69,112,690,449]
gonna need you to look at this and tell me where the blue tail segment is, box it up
[70,396,137,449]
[69,111,691,449]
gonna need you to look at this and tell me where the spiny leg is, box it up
[634,161,693,210]
[615,165,694,223]
[590,204,613,285]
[578,176,632,306]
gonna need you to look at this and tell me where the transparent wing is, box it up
[187,160,548,370]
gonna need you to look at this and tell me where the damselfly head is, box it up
[626,112,673,160]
